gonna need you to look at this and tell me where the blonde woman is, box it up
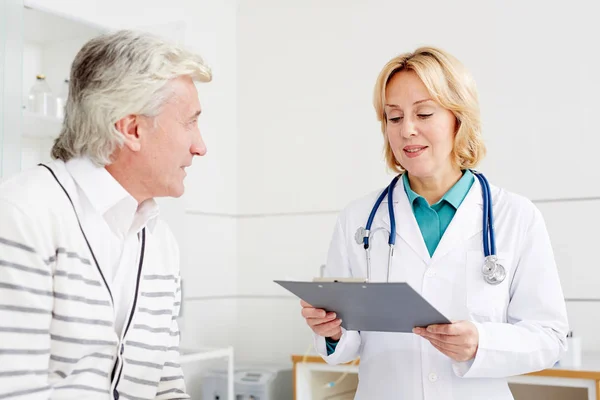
[300,47,568,399]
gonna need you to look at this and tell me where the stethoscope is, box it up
[354,170,506,285]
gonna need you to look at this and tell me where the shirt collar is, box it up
[65,157,159,235]
[442,169,474,209]
[402,173,421,206]
[402,169,474,209]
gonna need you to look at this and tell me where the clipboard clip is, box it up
[312,277,367,283]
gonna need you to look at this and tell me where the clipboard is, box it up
[275,280,450,333]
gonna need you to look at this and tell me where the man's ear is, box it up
[115,114,141,152]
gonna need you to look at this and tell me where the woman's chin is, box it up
[402,163,433,178]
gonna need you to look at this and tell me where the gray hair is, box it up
[51,29,212,165]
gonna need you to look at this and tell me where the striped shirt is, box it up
[62,157,160,337]
[0,161,188,399]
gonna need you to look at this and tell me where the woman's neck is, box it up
[407,167,463,205]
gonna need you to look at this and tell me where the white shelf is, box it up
[22,110,63,139]
[180,346,234,364]
[179,346,234,399]
[21,6,105,144]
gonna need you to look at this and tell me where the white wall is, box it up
[235,213,337,364]
[236,0,600,365]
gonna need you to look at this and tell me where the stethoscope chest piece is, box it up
[355,227,368,245]
[482,255,506,285]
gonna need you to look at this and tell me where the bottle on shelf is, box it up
[55,79,69,119]
[27,74,54,117]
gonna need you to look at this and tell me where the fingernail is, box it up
[427,326,433,332]
[413,328,420,334]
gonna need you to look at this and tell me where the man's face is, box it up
[138,76,206,198]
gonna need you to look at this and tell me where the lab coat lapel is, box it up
[430,178,484,264]
[378,178,430,264]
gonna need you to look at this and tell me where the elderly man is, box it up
[0,30,211,399]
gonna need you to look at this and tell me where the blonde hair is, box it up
[373,47,486,173]
[51,30,212,166]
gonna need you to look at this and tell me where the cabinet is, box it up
[20,6,106,171]
[0,1,185,178]
[0,2,105,177]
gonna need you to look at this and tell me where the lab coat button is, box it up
[428,372,438,382]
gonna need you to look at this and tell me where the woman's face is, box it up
[384,70,458,180]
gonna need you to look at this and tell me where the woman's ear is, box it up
[115,115,141,152]
[454,116,462,136]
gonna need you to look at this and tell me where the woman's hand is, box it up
[413,320,479,362]
[300,299,342,340]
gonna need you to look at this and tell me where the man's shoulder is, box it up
[151,219,177,243]
[149,218,180,255]
[0,161,69,210]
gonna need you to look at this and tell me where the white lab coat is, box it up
[314,177,569,400]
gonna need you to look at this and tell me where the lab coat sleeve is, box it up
[453,206,569,378]
[313,216,362,365]
[315,328,361,365]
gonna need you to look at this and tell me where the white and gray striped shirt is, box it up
[0,160,188,400]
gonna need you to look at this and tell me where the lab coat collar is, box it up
[431,178,483,263]
[379,175,483,264]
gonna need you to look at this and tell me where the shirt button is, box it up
[428,372,438,382]
[425,269,436,278]
[113,389,120,399]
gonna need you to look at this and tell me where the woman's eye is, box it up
[418,113,433,119]
[388,117,402,123]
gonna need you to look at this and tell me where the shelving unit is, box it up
[22,111,63,139]
[180,346,235,399]
[20,6,104,169]
[294,356,358,400]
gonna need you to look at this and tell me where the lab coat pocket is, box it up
[465,250,511,321]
